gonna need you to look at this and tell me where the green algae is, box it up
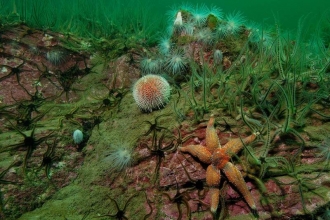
[206,14,218,30]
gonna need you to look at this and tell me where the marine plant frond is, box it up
[239,98,263,135]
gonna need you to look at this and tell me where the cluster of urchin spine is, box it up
[133,74,171,113]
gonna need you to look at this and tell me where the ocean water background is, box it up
[1,0,329,41]
[154,0,330,29]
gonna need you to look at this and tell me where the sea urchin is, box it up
[133,74,171,112]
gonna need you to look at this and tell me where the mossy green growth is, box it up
[180,10,192,23]
[90,37,128,59]
[207,14,218,30]
[176,35,194,46]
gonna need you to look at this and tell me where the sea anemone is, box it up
[247,23,273,45]
[207,5,223,20]
[166,4,195,35]
[158,36,173,55]
[166,10,185,34]
[133,74,171,112]
[174,11,183,26]
[166,6,183,24]
[194,28,215,46]
[206,14,219,30]
[140,56,163,74]
[217,11,246,37]
[248,26,274,53]
[46,49,66,66]
[213,49,223,65]
[73,129,84,144]
[182,21,195,36]
[104,143,133,172]
[165,50,188,74]
[191,4,209,27]
[178,3,193,12]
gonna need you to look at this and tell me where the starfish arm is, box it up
[206,116,221,153]
[206,164,221,186]
[206,165,221,213]
[209,187,220,214]
[222,162,256,210]
[222,133,256,156]
[179,145,212,164]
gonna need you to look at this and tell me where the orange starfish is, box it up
[179,116,257,214]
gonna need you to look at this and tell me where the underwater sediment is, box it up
[0,2,330,220]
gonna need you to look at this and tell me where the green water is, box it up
[1,0,329,38]
[156,0,330,29]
